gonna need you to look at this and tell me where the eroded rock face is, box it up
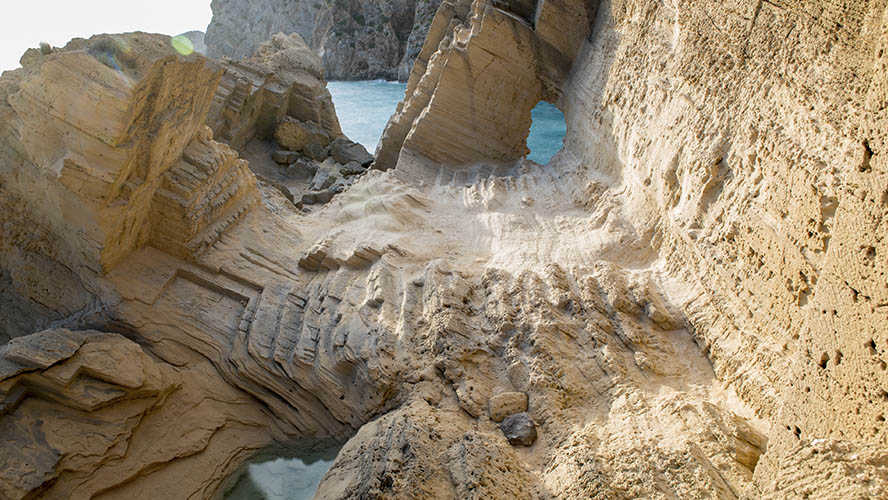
[206,32,342,151]
[206,0,444,81]
[375,0,597,170]
[0,329,280,500]
[2,0,888,499]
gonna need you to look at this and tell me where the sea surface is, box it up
[327,80,566,164]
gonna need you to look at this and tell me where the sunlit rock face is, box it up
[206,0,444,81]
[206,32,343,151]
[374,0,595,171]
[2,1,888,499]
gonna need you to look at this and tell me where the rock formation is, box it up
[206,0,443,81]
[206,32,342,151]
[2,0,888,499]
[176,30,208,54]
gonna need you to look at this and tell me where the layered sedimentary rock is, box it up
[204,31,375,213]
[2,0,888,499]
[375,0,596,170]
[206,32,342,151]
[0,329,283,500]
[206,0,443,81]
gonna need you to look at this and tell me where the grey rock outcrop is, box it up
[330,137,374,166]
[206,0,443,81]
[175,30,207,54]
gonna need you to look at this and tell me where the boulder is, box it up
[488,392,528,422]
[340,161,366,176]
[330,138,374,166]
[289,157,319,177]
[275,117,331,152]
[499,412,537,447]
[304,141,330,162]
[271,150,300,164]
[314,189,334,204]
[301,192,317,205]
[309,169,336,191]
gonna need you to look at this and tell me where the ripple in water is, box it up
[327,80,566,164]
[219,443,341,500]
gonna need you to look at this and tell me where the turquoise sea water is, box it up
[327,80,566,164]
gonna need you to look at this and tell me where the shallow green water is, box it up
[219,443,341,500]
[327,80,567,164]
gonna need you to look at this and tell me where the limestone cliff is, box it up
[1,1,888,499]
[205,0,443,81]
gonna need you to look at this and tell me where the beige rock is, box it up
[206,32,342,151]
[2,1,888,499]
[488,391,528,422]
[275,117,332,152]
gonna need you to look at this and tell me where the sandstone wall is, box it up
[378,0,888,496]
[206,0,444,81]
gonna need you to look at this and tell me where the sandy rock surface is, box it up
[1,1,888,499]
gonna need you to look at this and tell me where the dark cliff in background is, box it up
[206,0,442,81]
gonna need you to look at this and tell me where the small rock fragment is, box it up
[488,392,528,422]
[304,141,329,162]
[271,150,299,164]
[272,182,296,204]
[499,412,537,446]
[314,189,334,204]
[340,161,366,176]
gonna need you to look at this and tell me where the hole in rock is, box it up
[218,441,343,500]
[818,352,830,369]
[525,101,567,165]
[860,140,873,172]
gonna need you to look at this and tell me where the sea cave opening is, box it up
[525,100,567,165]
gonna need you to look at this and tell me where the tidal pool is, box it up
[218,443,342,500]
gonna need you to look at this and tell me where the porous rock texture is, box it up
[1,1,888,500]
[206,0,444,81]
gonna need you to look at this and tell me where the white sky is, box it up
[1,1,213,72]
